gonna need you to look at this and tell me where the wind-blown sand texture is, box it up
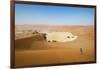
[15,25,95,67]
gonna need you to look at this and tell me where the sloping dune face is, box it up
[15,25,95,67]
[46,32,78,42]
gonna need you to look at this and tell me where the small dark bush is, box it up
[48,40,51,42]
[52,40,57,42]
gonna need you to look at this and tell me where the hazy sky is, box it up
[15,4,94,25]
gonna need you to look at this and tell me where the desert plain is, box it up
[14,25,95,67]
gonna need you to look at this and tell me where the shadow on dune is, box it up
[15,34,47,49]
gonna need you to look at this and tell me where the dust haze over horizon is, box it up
[15,4,94,26]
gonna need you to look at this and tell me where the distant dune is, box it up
[15,24,94,32]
